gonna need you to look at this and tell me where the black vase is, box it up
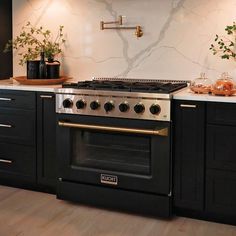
[39,52,47,79]
[46,60,60,79]
[27,60,40,79]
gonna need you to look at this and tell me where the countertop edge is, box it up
[0,79,62,92]
[173,88,236,103]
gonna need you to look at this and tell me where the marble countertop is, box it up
[173,88,236,103]
[0,78,63,92]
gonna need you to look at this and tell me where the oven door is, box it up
[57,114,171,195]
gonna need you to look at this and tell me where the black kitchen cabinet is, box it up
[0,90,57,192]
[173,100,205,211]
[0,90,36,187]
[0,90,57,193]
[205,102,236,219]
[174,100,236,225]
[36,93,57,192]
[0,0,12,79]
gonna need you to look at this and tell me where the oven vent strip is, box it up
[92,77,191,84]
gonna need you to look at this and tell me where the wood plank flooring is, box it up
[0,185,235,236]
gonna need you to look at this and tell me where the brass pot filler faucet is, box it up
[100,15,143,38]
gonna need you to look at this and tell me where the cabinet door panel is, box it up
[207,125,236,171]
[37,93,57,191]
[206,169,236,216]
[173,100,205,211]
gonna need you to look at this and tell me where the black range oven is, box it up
[55,78,187,217]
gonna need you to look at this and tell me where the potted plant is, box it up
[4,22,66,79]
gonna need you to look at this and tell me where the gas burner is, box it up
[62,79,187,94]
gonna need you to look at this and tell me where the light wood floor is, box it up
[0,185,235,236]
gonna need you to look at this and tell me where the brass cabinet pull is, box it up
[0,124,12,128]
[0,159,13,164]
[40,95,53,99]
[0,97,12,101]
[58,121,168,137]
[180,104,197,108]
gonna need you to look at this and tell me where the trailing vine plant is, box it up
[210,22,236,60]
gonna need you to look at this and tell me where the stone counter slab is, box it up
[173,88,236,103]
[0,79,62,92]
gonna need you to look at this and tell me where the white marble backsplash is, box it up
[12,0,236,81]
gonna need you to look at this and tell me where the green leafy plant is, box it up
[4,22,66,65]
[210,22,236,60]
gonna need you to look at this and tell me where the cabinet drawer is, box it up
[206,125,236,171]
[0,143,36,180]
[206,169,236,216]
[0,108,35,145]
[207,102,236,125]
[0,90,35,110]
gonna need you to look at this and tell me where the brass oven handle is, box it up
[0,159,13,164]
[0,124,12,128]
[58,121,168,137]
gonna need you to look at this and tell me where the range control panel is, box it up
[56,94,171,121]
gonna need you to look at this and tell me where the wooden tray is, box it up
[13,76,71,85]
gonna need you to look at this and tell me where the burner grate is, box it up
[92,77,190,84]
[62,78,188,93]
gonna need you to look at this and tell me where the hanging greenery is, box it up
[210,22,236,60]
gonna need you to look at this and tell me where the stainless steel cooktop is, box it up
[55,78,188,121]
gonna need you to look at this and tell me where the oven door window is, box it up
[71,130,151,175]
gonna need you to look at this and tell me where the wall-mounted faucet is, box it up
[100,15,123,29]
[100,15,143,38]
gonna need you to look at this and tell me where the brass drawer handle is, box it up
[0,124,12,128]
[0,159,13,164]
[58,121,168,137]
[180,104,197,108]
[0,97,12,101]
[40,95,53,99]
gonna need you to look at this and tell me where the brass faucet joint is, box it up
[100,15,143,38]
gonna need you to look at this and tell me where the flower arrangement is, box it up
[4,22,66,65]
[210,22,236,60]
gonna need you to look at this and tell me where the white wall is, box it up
[12,0,236,81]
